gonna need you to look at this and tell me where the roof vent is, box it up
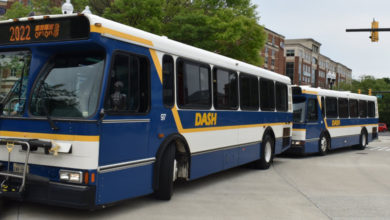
[82,6,92,14]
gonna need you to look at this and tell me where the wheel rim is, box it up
[173,159,178,181]
[320,136,327,152]
[362,134,366,146]
[265,142,272,163]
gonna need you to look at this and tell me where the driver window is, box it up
[105,52,150,114]
[307,98,318,122]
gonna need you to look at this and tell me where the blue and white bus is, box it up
[0,13,293,208]
[290,86,378,155]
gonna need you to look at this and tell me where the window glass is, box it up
[0,50,31,116]
[358,100,367,117]
[368,101,375,118]
[338,98,349,118]
[349,99,358,118]
[31,52,105,118]
[321,96,325,116]
[213,68,237,109]
[307,99,318,122]
[239,73,258,110]
[293,96,306,123]
[325,97,338,118]
[260,78,275,111]
[104,52,149,113]
[275,82,288,112]
[163,55,174,108]
[177,59,210,109]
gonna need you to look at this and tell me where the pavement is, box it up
[1,132,390,220]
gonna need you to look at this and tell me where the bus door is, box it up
[99,52,151,166]
[304,98,322,152]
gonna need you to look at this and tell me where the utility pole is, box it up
[346,19,390,42]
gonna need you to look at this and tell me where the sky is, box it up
[252,0,390,79]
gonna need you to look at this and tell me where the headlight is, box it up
[59,170,83,184]
[292,140,305,146]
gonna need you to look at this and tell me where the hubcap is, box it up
[173,159,178,181]
[321,137,327,152]
[362,134,366,146]
[265,142,272,163]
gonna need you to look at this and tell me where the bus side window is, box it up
[349,99,358,118]
[358,100,367,118]
[239,73,259,110]
[105,52,150,114]
[163,55,174,108]
[321,96,325,117]
[368,101,375,118]
[307,99,318,122]
[275,82,288,112]
[338,98,349,118]
[325,97,338,118]
[260,78,275,111]
[177,59,211,109]
[213,68,238,110]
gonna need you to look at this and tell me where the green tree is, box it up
[31,0,61,15]
[103,0,266,66]
[3,2,31,19]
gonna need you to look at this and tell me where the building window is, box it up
[271,50,276,57]
[286,50,295,57]
[271,59,275,66]
[286,62,294,82]
[313,45,319,53]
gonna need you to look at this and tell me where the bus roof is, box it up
[298,85,377,102]
[0,13,291,85]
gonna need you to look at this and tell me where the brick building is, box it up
[285,38,351,88]
[260,28,286,75]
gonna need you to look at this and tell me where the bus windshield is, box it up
[30,52,105,118]
[293,96,306,123]
[0,50,31,116]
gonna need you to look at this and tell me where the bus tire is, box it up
[155,143,176,200]
[356,130,368,150]
[255,134,274,169]
[318,133,329,156]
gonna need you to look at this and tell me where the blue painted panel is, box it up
[190,143,260,180]
[330,135,360,149]
[96,164,154,205]
[303,140,320,154]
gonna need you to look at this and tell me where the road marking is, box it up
[368,146,390,151]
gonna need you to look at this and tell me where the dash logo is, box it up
[332,120,341,126]
[195,113,217,127]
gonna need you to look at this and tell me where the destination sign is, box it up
[0,16,90,45]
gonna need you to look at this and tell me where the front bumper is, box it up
[284,143,305,155]
[0,174,96,209]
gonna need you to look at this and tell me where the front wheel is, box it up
[254,134,274,169]
[155,143,176,200]
[318,133,329,156]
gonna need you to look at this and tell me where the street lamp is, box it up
[326,71,336,90]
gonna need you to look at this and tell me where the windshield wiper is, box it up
[38,81,59,131]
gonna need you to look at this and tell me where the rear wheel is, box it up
[254,134,274,169]
[318,133,329,156]
[356,130,368,150]
[155,143,176,200]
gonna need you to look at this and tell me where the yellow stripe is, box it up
[149,49,162,83]
[180,122,291,134]
[293,129,306,132]
[302,90,318,95]
[327,123,378,129]
[0,131,99,142]
[90,25,154,47]
[171,106,184,133]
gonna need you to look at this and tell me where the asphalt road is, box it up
[1,133,390,220]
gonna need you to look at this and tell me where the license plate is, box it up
[13,163,29,174]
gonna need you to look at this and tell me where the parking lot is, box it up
[1,133,390,220]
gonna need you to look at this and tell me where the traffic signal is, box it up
[358,89,361,94]
[370,20,379,42]
[368,88,372,95]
